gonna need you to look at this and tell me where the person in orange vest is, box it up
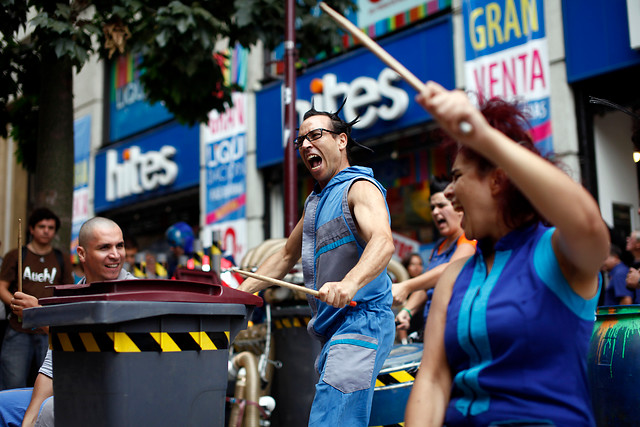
[394,178,476,342]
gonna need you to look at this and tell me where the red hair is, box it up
[443,97,553,229]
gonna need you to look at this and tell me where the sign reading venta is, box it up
[462,0,553,155]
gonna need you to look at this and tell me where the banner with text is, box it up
[463,0,553,154]
[71,115,91,261]
[201,92,248,265]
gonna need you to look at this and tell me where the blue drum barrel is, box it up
[369,343,423,427]
[588,305,640,426]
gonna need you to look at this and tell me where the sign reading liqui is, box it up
[200,92,248,266]
[94,122,199,212]
[462,0,553,154]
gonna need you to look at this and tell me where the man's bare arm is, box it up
[237,216,304,294]
[392,242,475,304]
[21,374,53,427]
[318,180,395,307]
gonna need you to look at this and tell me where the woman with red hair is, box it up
[405,83,608,426]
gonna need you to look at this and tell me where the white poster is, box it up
[462,0,553,154]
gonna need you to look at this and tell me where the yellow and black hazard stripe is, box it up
[375,365,419,388]
[370,366,419,426]
[50,331,230,353]
[273,316,310,329]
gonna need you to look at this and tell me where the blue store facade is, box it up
[94,54,201,250]
[255,12,458,258]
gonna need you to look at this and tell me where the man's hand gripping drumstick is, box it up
[233,268,357,307]
[318,2,472,135]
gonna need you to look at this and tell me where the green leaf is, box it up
[50,20,69,34]
[55,3,71,19]
[29,12,48,28]
[176,17,189,33]
[81,23,100,34]
[73,44,88,65]
[168,1,189,15]
[235,8,252,27]
[155,30,169,48]
[53,39,66,58]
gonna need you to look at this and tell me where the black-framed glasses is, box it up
[294,128,340,149]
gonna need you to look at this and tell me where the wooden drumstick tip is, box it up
[459,121,473,134]
[319,1,472,137]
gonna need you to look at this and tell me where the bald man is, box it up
[0,217,135,427]
[76,217,133,284]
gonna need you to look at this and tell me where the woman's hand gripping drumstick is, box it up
[318,2,472,135]
[233,268,357,307]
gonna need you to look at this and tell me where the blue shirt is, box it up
[444,224,598,426]
[602,262,632,306]
[422,235,471,321]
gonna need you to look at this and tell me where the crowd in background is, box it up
[0,86,636,427]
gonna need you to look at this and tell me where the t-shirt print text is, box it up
[23,267,58,283]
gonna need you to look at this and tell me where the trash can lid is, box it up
[40,279,263,307]
[23,300,253,328]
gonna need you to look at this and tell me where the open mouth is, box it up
[435,217,448,229]
[307,154,322,170]
[106,263,119,269]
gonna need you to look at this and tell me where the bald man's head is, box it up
[77,217,125,283]
[78,217,119,247]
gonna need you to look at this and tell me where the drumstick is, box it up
[17,219,22,293]
[318,2,473,134]
[233,268,357,307]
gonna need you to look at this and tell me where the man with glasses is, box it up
[239,106,395,426]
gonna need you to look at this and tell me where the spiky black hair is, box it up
[302,98,373,163]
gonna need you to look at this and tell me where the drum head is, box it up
[382,343,423,370]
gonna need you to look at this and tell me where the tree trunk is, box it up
[34,53,74,250]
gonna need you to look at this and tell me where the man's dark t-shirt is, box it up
[0,247,73,334]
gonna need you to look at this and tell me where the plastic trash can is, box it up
[23,279,262,427]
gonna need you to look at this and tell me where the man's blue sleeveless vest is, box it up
[301,166,393,340]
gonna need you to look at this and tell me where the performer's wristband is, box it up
[401,307,413,319]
